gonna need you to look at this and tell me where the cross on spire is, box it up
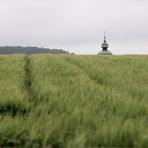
[104,31,106,42]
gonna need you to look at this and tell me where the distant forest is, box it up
[0,46,71,54]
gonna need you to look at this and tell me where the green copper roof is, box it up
[98,50,112,55]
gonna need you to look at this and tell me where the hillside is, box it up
[0,55,148,147]
[0,46,70,54]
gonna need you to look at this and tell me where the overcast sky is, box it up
[0,0,148,54]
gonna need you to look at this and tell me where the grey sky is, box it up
[0,0,148,54]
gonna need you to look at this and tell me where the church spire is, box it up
[98,31,112,55]
[101,31,108,50]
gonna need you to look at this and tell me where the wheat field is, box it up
[0,54,148,147]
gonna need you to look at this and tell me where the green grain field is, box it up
[0,54,148,147]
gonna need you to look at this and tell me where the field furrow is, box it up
[0,55,31,116]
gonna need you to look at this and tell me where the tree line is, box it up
[0,46,71,54]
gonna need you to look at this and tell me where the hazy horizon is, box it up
[0,0,148,55]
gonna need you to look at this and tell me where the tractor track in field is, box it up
[64,57,133,100]
[64,57,103,86]
[24,55,36,103]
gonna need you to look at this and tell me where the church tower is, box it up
[98,31,112,55]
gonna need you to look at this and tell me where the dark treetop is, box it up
[0,46,71,54]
